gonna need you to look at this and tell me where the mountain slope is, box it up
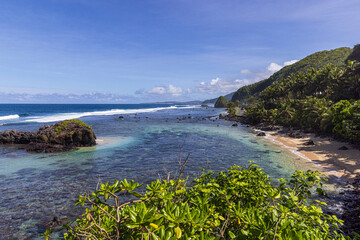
[231,47,352,103]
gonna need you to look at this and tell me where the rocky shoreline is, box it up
[0,119,96,153]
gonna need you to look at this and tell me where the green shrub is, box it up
[55,119,93,134]
[44,164,352,239]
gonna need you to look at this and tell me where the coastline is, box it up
[255,127,360,236]
[220,113,360,182]
[260,129,360,181]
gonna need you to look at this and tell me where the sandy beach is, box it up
[263,129,360,181]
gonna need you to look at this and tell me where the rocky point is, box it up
[0,119,96,153]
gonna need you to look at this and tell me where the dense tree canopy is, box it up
[244,61,360,144]
[231,47,352,103]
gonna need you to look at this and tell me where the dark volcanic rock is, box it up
[256,132,266,136]
[339,146,349,150]
[0,130,35,144]
[0,119,96,153]
[219,113,245,123]
[288,132,302,138]
[341,175,360,236]
[304,140,315,146]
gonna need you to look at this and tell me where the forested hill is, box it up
[244,57,360,144]
[231,47,352,103]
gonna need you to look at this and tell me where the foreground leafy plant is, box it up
[44,164,353,239]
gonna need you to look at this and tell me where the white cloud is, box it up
[191,59,299,95]
[138,84,184,97]
[284,60,298,66]
[193,77,246,94]
[210,77,220,85]
[148,86,166,95]
[133,59,300,100]
[168,84,183,96]
[266,59,298,74]
[267,63,282,72]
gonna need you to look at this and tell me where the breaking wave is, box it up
[24,105,197,123]
[0,114,20,121]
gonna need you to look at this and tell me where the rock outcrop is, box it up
[214,96,228,108]
[0,119,96,153]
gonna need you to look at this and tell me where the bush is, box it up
[43,163,353,239]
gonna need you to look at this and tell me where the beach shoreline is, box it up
[247,123,360,235]
[254,127,360,182]
[220,113,360,182]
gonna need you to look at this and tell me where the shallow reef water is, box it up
[0,105,319,239]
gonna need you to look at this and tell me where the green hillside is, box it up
[346,44,360,62]
[214,96,229,108]
[244,59,360,144]
[231,47,352,103]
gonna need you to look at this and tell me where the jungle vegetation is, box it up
[231,47,352,103]
[244,60,360,144]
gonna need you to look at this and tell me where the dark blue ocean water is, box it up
[0,104,316,239]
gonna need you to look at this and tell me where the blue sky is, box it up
[0,0,359,103]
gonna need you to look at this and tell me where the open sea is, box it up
[0,104,319,239]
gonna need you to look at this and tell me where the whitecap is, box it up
[0,114,20,121]
[24,105,199,123]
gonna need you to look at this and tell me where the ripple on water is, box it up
[0,114,322,239]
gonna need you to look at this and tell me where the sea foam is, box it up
[0,114,20,121]
[24,105,197,123]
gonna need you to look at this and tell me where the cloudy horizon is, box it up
[0,60,297,103]
[0,0,359,103]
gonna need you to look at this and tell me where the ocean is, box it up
[0,104,316,239]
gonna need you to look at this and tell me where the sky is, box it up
[0,0,359,103]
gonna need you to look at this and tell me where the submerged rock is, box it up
[0,119,96,153]
[256,132,266,136]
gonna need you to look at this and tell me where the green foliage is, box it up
[346,44,360,62]
[55,119,93,134]
[331,100,360,142]
[231,47,352,103]
[44,164,353,239]
[214,96,229,108]
[244,60,360,144]
[226,102,238,115]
